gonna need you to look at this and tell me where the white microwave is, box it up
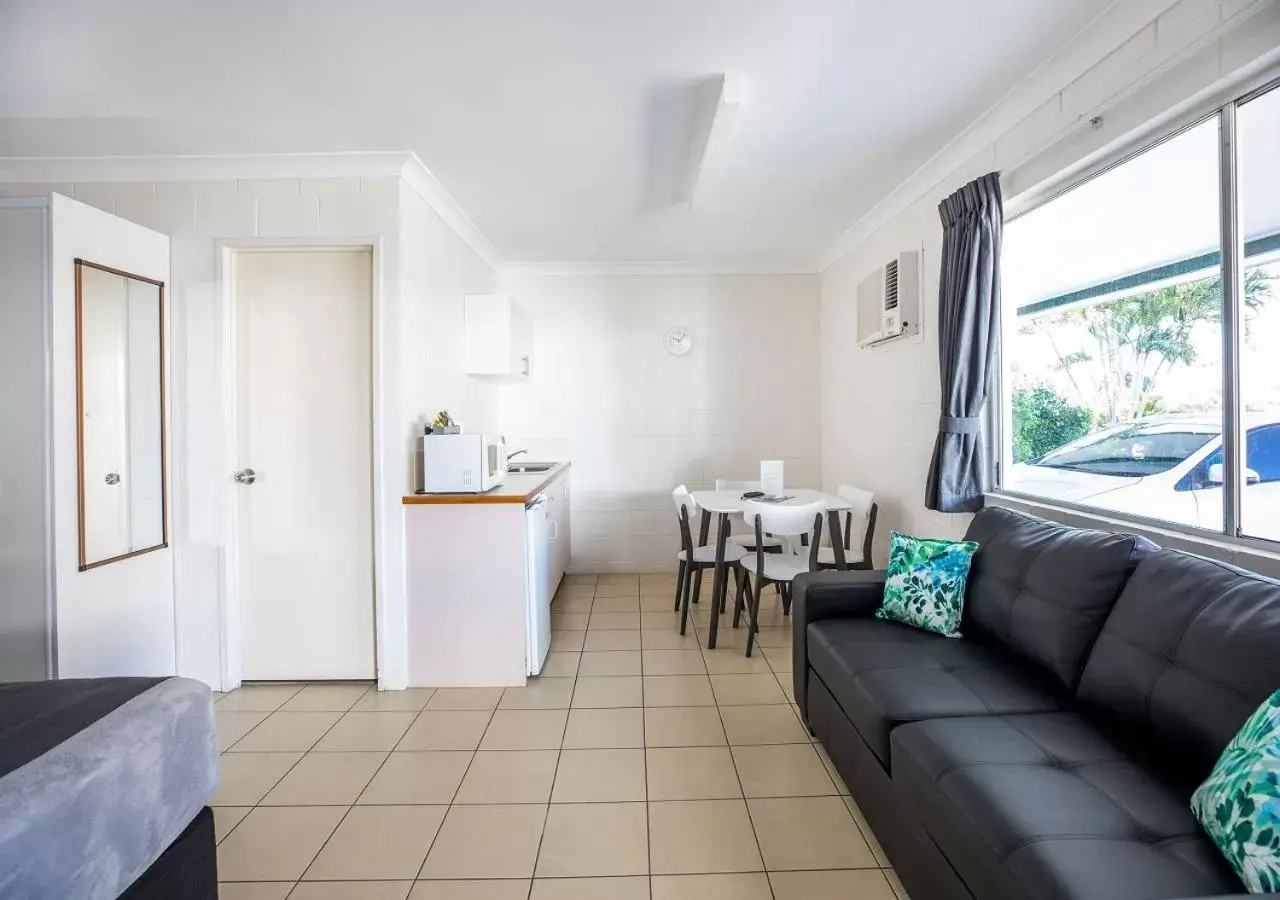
[423,433,506,493]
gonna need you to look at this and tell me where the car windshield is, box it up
[1032,422,1219,477]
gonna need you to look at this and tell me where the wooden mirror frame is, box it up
[74,259,169,571]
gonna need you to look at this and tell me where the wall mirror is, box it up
[75,259,167,570]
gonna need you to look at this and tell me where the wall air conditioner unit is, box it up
[856,250,921,348]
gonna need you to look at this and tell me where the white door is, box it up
[235,249,375,681]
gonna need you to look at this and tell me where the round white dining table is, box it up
[687,488,854,649]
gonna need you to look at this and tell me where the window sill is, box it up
[985,489,1280,580]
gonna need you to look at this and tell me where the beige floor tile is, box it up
[552,749,646,802]
[651,873,773,900]
[216,711,270,751]
[261,751,386,805]
[761,645,793,672]
[551,612,590,632]
[480,709,568,750]
[646,747,743,801]
[281,683,371,712]
[535,802,649,877]
[357,751,473,805]
[530,876,649,900]
[641,593,680,610]
[229,711,344,752]
[218,884,294,900]
[314,711,417,751]
[582,630,641,651]
[289,882,413,900]
[594,579,640,598]
[540,651,581,677]
[777,673,797,703]
[549,631,585,652]
[550,594,588,617]
[719,704,809,745]
[845,797,889,865]
[816,743,851,795]
[213,806,252,843]
[420,804,547,879]
[351,688,436,712]
[577,651,641,677]
[562,707,645,749]
[304,805,447,881]
[499,678,575,710]
[642,649,706,675]
[426,688,505,711]
[641,610,688,630]
[213,752,303,805]
[641,629,703,650]
[410,881,531,900]
[397,711,492,751]
[456,750,559,804]
[648,799,763,875]
[710,674,786,706]
[215,684,303,712]
[752,628,793,648]
[640,573,678,590]
[769,869,897,900]
[643,675,715,707]
[732,744,837,797]
[216,806,345,881]
[588,611,640,630]
[885,869,911,900]
[644,707,727,747]
[572,676,643,708]
[702,648,773,675]
[591,595,640,612]
[747,797,875,870]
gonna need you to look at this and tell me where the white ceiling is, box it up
[0,0,1116,267]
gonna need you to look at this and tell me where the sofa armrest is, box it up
[791,570,886,724]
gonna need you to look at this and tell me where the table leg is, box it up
[706,513,730,649]
[827,510,848,570]
[693,509,712,603]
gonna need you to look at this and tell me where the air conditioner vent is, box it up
[884,259,899,310]
[855,249,921,347]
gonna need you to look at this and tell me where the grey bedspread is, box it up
[0,676,217,899]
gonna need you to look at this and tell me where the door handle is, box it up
[104,472,121,485]
[234,468,257,485]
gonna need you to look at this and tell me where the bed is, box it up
[0,676,218,899]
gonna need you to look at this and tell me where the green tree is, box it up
[1012,385,1094,462]
[1045,269,1273,424]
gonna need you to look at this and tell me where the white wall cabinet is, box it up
[464,294,532,378]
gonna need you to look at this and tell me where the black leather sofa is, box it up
[793,506,1280,900]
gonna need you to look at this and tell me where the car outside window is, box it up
[1033,423,1218,477]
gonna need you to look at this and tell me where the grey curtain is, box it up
[925,172,1003,513]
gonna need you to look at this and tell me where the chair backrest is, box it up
[671,485,699,553]
[836,484,876,553]
[744,499,825,572]
[715,479,760,492]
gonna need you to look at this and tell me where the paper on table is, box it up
[760,460,784,496]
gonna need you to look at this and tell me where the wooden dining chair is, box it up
[733,499,824,656]
[817,485,878,571]
[672,485,745,636]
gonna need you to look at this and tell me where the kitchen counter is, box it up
[403,462,571,505]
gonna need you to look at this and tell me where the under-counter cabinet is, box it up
[464,293,533,378]
[403,462,569,686]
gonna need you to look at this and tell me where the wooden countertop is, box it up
[403,461,570,505]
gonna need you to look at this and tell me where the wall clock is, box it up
[664,326,693,357]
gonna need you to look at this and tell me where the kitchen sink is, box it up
[507,462,557,474]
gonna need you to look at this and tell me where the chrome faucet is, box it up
[507,448,529,460]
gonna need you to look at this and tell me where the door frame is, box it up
[216,239,385,691]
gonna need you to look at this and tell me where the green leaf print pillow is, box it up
[874,531,979,638]
[1191,690,1280,892]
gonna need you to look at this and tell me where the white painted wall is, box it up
[819,0,1280,566]
[494,269,821,572]
[49,194,175,678]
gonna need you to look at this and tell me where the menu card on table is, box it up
[760,460,784,496]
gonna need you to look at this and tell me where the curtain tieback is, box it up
[939,415,981,435]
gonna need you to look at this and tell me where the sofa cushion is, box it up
[962,506,1154,691]
[891,713,1243,900]
[806,617,1066,767]
[1077,550,1280,786]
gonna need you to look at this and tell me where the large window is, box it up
[1000,79,1280,543]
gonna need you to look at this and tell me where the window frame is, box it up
[993,67,1280,549]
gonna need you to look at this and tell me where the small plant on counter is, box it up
[428,410,459,434]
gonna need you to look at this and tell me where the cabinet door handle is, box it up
[521,355,530,377]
